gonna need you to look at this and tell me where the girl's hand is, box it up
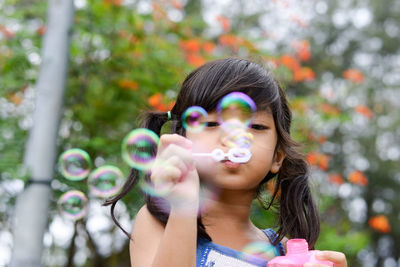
[304,251,347,267]
[150,134,200,214]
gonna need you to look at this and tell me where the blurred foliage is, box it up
[1,0,400,266]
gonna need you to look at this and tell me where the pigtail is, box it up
[266,83,320,249]
[275,153,320,249]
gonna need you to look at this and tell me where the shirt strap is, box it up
[262,228,285,256]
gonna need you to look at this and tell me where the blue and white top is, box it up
[196,229,285,267]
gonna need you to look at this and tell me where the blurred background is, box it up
[0,0,399,266]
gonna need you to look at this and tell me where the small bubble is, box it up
[182,106,208,133]
[121,128,159,171]
[58,149,92,181]
[58,190,88,220]
[88,165,125,198]
[217,92,256,127]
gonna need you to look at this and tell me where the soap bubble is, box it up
[241,241,278,261]
[217,92,256,126]
[122,128,159,172]
[58,190,88,220]
[139,178,172,198]
[221,119,254,148]
[58,148,92,181]
[88,165,125,198]
[182,106,208,133]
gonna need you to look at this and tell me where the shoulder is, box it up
[131,204,164,240]
[130,205,165,266]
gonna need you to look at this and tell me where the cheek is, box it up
[195,157,217,181]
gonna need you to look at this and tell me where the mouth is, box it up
[222,160,241,169]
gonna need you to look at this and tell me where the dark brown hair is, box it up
[104,57,320,248]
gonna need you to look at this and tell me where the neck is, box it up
[200,185,257,227]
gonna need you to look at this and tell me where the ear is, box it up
[270,148,285,174]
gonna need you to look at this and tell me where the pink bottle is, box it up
[267,239,334,267]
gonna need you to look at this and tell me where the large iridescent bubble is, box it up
[217,92,256,127]
[88,165,125,198]
[220,118,254,148]
[121,128,159,172]
[58,148,92,181]
[58,190,88,220]
[181,106,208,133]
[241,241,278,261]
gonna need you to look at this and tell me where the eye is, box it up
[250,124,269,130]
[206,121,220,127]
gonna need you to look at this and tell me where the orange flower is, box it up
[328,174,344,185]
[280,54,301,71]
[155,103,168,112]
[292,40,311,61]
[216,15,230,32]
[343,69,364,83]
[118,79,139,91]
[179,39,201,53]
[348,170,368,186]
[37,26,46,36]
[166,100,176,111]
[219,34,237,47]
[148,93,163,107]
[8,93,22,105]
[369,215,391,233]
[185,54,206,67]
[355,105,373,119]
[202,41,216,54]
[171,0,183,10]
[0,26,15,38]
[104,0,122,6]
[306,152,330,170]
[301,67,315,81]
[317,135,327,144]
[306,152,318,166]
[319,103,341,116]
[293,67,315,82]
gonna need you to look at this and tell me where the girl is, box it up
[105,58,347,267]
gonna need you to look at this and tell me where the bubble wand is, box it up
[192,147,252,163]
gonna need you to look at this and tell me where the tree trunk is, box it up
[10,0,74,266]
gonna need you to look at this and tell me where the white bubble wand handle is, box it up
[193,148,252,163]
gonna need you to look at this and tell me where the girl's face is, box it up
[186,110,284,191]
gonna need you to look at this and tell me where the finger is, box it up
[157,134,192,154]
[151,165,182,185]
[316,251,347,267]
[160,144,195,170]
